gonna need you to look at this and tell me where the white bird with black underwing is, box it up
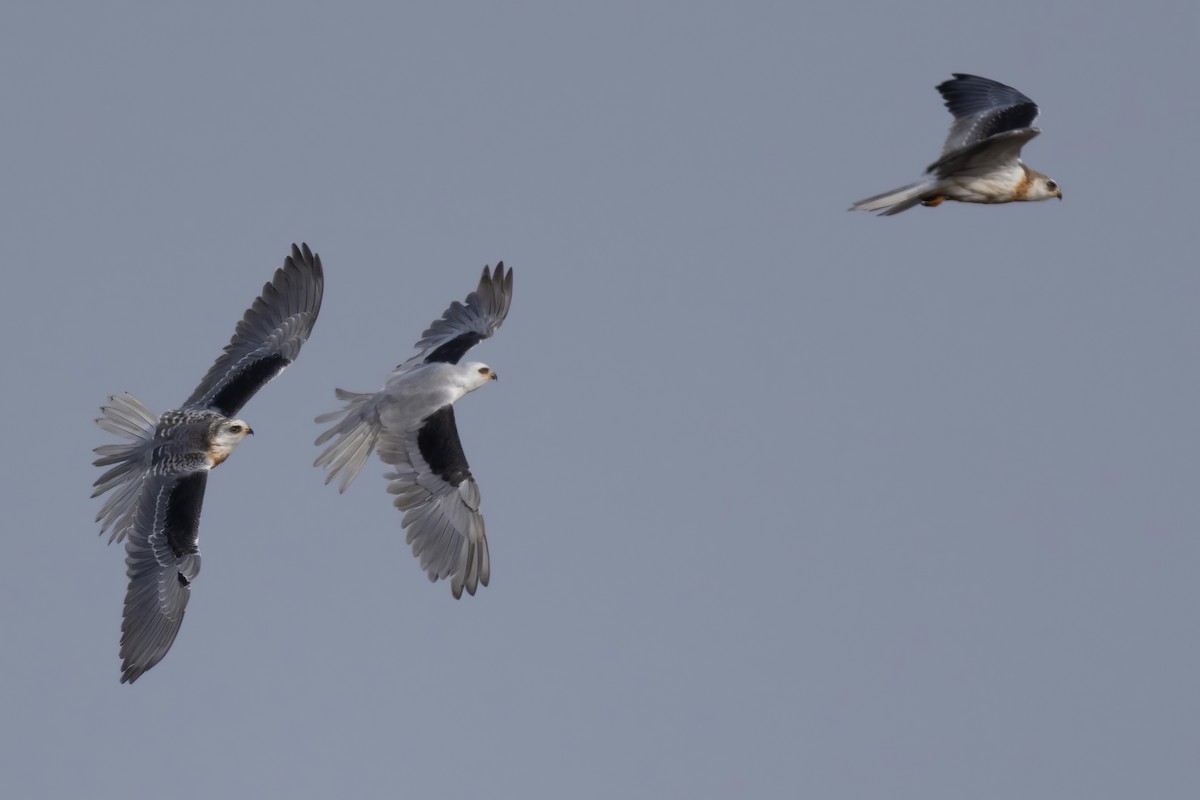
[92,243,324,683]
[850,73,1062,216]
[314,263,512,599]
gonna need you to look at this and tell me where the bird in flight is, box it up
[850,73,1062,216]
[92,243,324,683]
[314,263,512,599]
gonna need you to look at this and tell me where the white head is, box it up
[1026,170,1063,201]
[208,418,254,466]
[458,361,499,392]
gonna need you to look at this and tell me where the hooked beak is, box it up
[1056,190,1063,200]
[247,426,255,435]
[490,371,499,381]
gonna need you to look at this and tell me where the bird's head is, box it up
[208,418,254,465]
[460,362,499,392]
[1031,173,1063,201]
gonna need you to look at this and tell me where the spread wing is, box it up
[401,263,512,369]
[927,128,1041,176]
[119,469,207,683]
[377,404,490,598]
[935,73,1041,156]
[184,243,324,416]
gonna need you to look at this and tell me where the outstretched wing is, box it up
[184,243,324,417]
[119,469,208,683]
[928,128,1041,176]
[377,404,490,599]
[402,263,512,368]
[936,73,1041,156]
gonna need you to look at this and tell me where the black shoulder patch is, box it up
[417,406,473,486]
[208,354,290,416]
[165,471,208,559]
[424,332,484,365]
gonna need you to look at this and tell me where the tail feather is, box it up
[92,393,159,543]
[849,181,934,216]
[314,389,384,492]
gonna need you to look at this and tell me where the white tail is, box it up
[92,393,159,543]
[314,389,385,492]
[849,181,934,216]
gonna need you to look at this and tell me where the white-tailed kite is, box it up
[314,263,512,599]
[850,73,1062,216]
[92,243,324,683]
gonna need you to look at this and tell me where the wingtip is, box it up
[286,242,323,280]
[485,261,511,283]
[481,261,509,290]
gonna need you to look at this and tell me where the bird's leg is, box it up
[921,196,946,207]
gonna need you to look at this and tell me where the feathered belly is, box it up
[941,166,1025,204]
[942,178,1015,203]
[382,365,469,428]
[378,383,458,433]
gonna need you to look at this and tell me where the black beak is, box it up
[491,372,499,381]
[247,427,255,435]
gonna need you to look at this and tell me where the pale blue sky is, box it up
[1,2,1198,797]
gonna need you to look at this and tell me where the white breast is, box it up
[942,165,1025,204]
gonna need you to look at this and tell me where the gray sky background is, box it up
[2,1,1197,797]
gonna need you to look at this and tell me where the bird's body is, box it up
[850,74,1061,216]
[92,243,324,683]
[314,263,512,599]
[918,162,1038,205]
[154,409,250,468]
[384,361,486,415]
